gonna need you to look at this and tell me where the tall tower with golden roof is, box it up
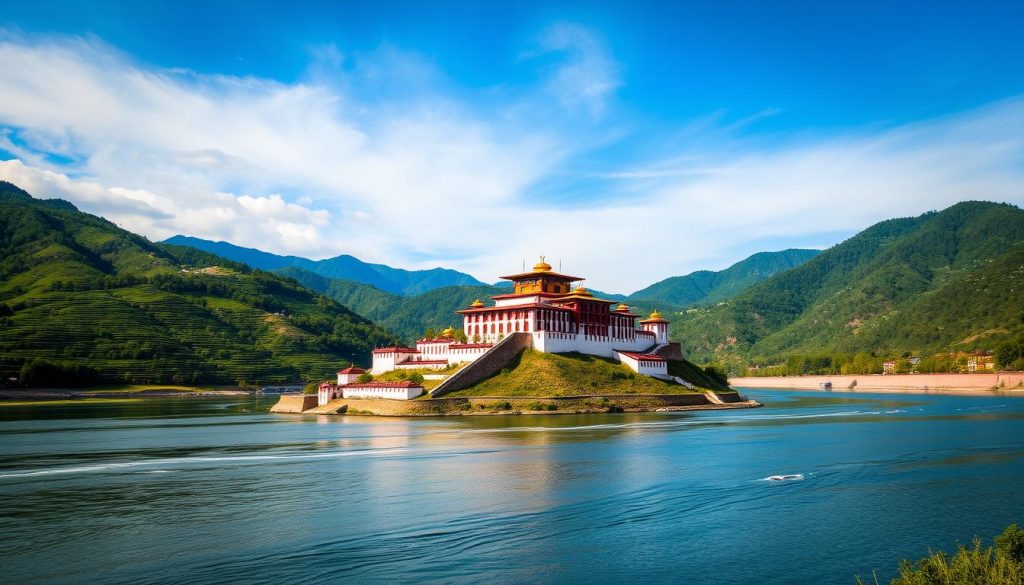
[639,309,670,344]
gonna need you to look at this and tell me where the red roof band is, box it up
[342,381,424,388]
[498,270,584,281]
[372,346,420,354]
[318,380,425,389]
[401,359,448,365]
[618,351,667,362]
[456,302,576,314]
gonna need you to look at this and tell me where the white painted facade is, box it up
[616,352,669,378]
[318,381,425,405]
[641,320,669,345]
[529,328,657,358]
[337,368,364,385]
[371,338,492,374]
[370,348,419,374]
[342,384,424,400]
[317,383,343,406]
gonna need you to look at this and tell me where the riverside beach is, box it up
[735,372,1024,396]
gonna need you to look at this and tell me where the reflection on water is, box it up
[1,390,1024,584]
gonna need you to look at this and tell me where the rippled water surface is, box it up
[2,390,1024,584]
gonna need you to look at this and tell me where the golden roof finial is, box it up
[470,299,484,308]
[650,309,663,320]
[533,255,552,272]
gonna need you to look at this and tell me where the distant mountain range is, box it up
[0,182,399,385]
[670,201,1024,368]
[162,235,487,296]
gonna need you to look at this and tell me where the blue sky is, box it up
[1,1,1023,291]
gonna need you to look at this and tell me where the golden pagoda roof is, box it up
[639,309,669,323]
[470,299,484,308]
[572,286,593,297]
[615,303,630,312]
[442,326,456,337]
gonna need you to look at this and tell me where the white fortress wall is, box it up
[342,386,424,400]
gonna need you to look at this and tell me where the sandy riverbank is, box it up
[735,372,1024,396]
[0,386,253,403]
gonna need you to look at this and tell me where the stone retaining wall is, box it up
[269,394,318,413]
[653,342,684,361]
[322,393,714,416]
[431,333,533,397]
[716,391,745,403]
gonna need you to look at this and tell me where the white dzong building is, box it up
[317,365,426,406]
[370,258,674,379]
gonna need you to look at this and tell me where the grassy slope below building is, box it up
[444,350,733,397]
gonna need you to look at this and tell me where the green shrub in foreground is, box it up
[860,524,1024,585]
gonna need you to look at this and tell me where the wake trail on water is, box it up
[454,408,907,435]
[0,446,410,479]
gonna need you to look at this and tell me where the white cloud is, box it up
[531,23,621,117]
[0,32,1022,294]
[0,33,568,263]
[0,159,333,255]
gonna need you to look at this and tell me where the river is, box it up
[1,389,1023,584]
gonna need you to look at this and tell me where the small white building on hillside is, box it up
[317,368,425,405]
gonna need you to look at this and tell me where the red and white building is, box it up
[370,258,674,379]
[317,366,426,405]
[370,325,493,374]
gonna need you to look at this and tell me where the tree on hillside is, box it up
[996,336,1024,370]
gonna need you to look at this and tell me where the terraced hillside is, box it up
[0,182,398,386]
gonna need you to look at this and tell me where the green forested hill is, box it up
[275,267,501,341]
[0,182,399,386]
[670,201,1024,371]
[627,249,820,306]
